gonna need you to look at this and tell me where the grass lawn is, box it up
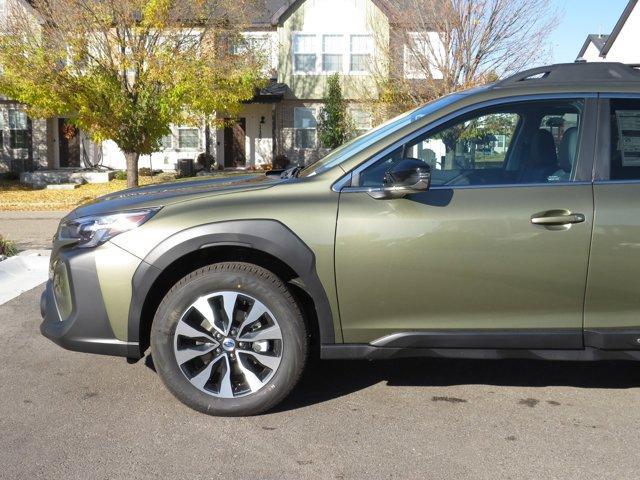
[0,171,252,211]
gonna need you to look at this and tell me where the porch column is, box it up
[272,103,277,160]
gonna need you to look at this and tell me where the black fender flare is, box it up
[128,219,335,355]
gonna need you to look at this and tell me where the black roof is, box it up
[25,0,419,28]
[250,0,292,26]
[493,62,640,90]
[250,80,289,102]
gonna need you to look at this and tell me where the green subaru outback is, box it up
[41,62,640,416]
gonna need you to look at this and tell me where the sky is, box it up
[546,0,630,64]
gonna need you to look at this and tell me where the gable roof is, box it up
[577,33,610,58]
[23,0,414,29]
[600,0,638,56]
[24,0,290,28]
[250,0,293,26]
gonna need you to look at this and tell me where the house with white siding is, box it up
[577,0,640,64]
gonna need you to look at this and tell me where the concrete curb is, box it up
[0,250,50,306]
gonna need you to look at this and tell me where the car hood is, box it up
[67,174,280,220]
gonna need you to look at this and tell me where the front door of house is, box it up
[224,118,246,168]
[58,119,80,168]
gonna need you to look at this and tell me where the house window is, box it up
[404,32,444,80]
[349,108,372,136]
[160,133,173,150]
[294,107,317,149]
[179,33,201,52]
[322,35,344,72]
[8,109,29,149]
[178,128,200,150]
[349,35,372,73]
[231,33,270,55]
[293,34,317,73]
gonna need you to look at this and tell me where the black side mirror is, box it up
[369,158,431,199]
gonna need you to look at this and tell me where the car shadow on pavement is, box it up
[273,358,640,412]
[144,355,640,413]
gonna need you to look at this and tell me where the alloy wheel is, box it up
[172,291,283,398]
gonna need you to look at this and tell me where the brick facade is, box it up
[275,100,330,167]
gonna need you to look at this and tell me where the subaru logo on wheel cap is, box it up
[222,338,236,352]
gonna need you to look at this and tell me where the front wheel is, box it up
[150,262,308,416]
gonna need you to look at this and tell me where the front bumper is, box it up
[40,247,140,359]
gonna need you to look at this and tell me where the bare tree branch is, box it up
[366,0,559,121]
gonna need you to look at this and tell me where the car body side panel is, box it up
[127,219,336,346]
[585,183,640,329]
[335,185,594,343]
[110,178,343,343]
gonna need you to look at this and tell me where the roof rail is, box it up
[494,62,640,89]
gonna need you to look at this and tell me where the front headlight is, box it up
[58,208,161,248]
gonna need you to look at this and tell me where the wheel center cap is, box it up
[222,337,236,352]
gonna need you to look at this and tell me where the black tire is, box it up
[150,262,308,416]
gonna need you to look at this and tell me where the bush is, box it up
[0,171,20,181]
[0,236,18,257]
[196,153,215,171]
[273,155,289,170]
[114,170,127,180]
[138,167,154,177]
[318,73,352,149]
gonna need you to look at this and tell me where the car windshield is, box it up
[299,92,470,178]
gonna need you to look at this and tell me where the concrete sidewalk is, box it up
[0,211,65,250]
[0,211,59,304]
[0,250,50,305]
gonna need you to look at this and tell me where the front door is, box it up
[335,97,596,348]
[58,119,80,168]
[224,118,246,168]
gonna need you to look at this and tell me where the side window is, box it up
[358,99,584,188]
[8,109,30,150]
[609,99,640,180]
[294,107,318,149]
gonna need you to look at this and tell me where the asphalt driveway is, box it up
[0,211,65,250]
[2,287,640,479]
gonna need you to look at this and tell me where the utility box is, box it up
[177,159,195,177]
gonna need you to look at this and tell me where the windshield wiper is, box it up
[280,166,301,179]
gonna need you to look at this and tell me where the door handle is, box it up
[531,211,585,226]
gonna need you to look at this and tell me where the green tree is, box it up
[317,74,352,149]
[0,0,266,187]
